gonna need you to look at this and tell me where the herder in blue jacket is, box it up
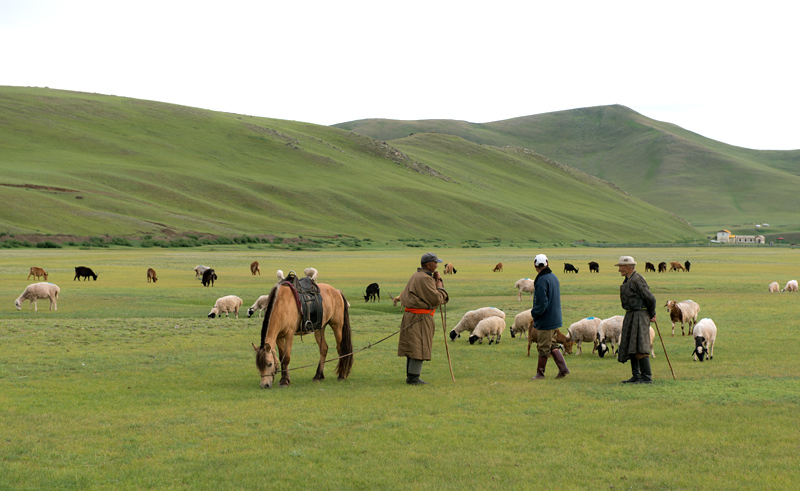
[531,254,570,380]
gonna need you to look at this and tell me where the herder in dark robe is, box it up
[616,256,657,384]
[397,252,449,385]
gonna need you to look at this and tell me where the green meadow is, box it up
[2,246,799,489]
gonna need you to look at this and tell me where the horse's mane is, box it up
[260,285,280,347]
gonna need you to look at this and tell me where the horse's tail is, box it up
[260,285,280,347]
[336,291,354,379]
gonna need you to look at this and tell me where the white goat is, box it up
[665,300,700,336]
[515,278,534,302]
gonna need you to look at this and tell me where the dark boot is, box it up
[551,349,570,379]
[532,356,548,380]
[406,358,427,385]
[622,357,641,383]
[636,356,653,384]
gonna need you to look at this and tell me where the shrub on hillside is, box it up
[36,241,62,248]
[110,237,132,247]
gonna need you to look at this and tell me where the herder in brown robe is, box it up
[616,256,657,384]
[397,252,449,385]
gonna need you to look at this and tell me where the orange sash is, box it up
[405,307,436,316]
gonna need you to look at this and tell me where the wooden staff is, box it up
[652,319,676,380]
[441,304,455,382]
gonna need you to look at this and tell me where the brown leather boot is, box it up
[532,355,548,379]
[551,349,570,379]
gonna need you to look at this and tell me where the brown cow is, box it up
[493,262,503,272]
[669,261,685,272]
[527,321,572,357]
[250,260,261,276]
[147,268,158,283]
[28,267,48,281]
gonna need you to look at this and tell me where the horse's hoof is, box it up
[312,376,324,382]
[338,376,346,381]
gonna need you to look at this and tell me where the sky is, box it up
[2,0,798,150]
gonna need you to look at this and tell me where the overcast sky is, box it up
[2,0,797,150]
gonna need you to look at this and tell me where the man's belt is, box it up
[405,308,436,316]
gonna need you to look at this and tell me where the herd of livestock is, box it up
[13,257,798,365]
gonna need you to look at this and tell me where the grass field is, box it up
[2,246,799,490]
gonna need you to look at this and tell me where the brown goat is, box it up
[669,261,685,272]
[147,268,158,283]
[28,266,48,281]
[250,260,261,275]
[527,321,572,357]
[493,262,503,272]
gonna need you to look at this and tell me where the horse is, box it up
[252,282,353,388]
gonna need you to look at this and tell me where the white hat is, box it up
[615,256,636,266]
[534,254,548,267]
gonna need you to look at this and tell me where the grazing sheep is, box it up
[527,325,571,357]
[515,278,534,302]
[74,266,97,281]
[276,269,285,282]
[147,268,158,283]
[684,260,691,272]
[28,267,48,281]
[247,294,271,318]
[588,261,599,273]
[202,268,217,287]
[563,263,579,274]
[645,262,656,273]
[658,262,667,273]
[208,295,243,319]
[691,318,717,361]
[493,262,503,272]
[15,282,60,311]
[364,283,380,302]
[596,315,623,358]
[303,268,318,281]
[665,300,700,336]
[782,280,798,292]
[444,263,457,275]
[669,261,685,272]
[449,307,505,340]
[768,282,780,293]
[194,265,210,279]
[565,317,602,355]
[510,310,533,339]
[250,261,261,276]
[468,316,506,345]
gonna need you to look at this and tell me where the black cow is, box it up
[645,262,656,273]
[684,260,691,272]
[563,263,579,274]
[588,261,599,273]
[74,266,98,281]
[364,283,380,302]
[658,262,667,273]
[202,268,217,287]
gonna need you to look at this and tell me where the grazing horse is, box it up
[252,282,353,388]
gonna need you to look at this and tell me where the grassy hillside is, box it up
[334,105,800,234]
[0,87,700,243]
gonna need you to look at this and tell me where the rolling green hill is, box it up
[334,105,800,234]
[0,87,701,243]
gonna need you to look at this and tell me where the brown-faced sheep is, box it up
[208,295,243,319]
[15,282,60,311]
[147,268,158,283]
[515,278,534,302]
[468,316,506,345]
[782,280,798,292]
[449,307,505,340]
[28,267,48,281]
[565,317,602,355]
[665,299,700,336]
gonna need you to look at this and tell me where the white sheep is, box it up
[691,318,717,361]
[449,307,505,341]
[303,268,318,281]
[468,316,506,345]
[15,282,60,311]
[648,326,656,358]
[665,300,700,336]
[247,294,271,318]
[768,282,780,293]
[510,310,533,339]
[566,317,602,355]
[208,295,243,319]
[515,278,534,302]
[596,315,623,358]
[276,269,285,282]
[194,265,210,280]
[782,280,798,292]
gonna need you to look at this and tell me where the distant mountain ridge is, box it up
[334,105,800,233]
[0,87,700,243]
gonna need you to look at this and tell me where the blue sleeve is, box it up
[531,283,548,320]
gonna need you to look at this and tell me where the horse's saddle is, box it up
[282,274,323,334]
